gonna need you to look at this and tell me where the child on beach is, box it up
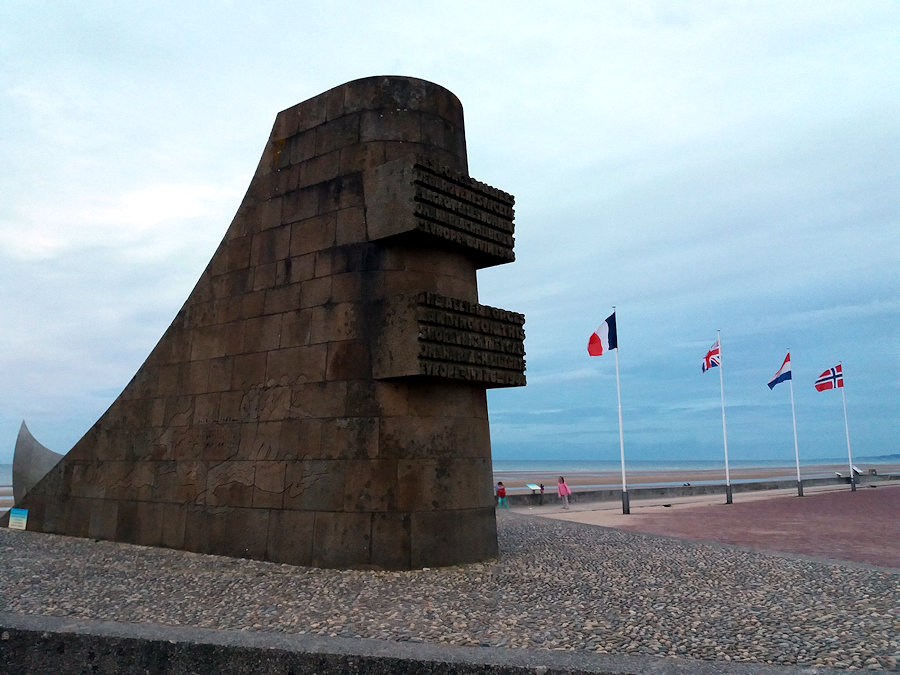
[557,476,571,509]
[496,481,509,509]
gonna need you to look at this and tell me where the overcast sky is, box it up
[1,1,897,467]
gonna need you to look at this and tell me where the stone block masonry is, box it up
[4,76,526,569]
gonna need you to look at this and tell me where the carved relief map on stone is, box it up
[4,76,526,570]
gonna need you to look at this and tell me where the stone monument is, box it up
[3,76,525,569]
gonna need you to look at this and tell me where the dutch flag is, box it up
[768,352,792,390]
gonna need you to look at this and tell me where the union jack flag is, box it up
[702,339,720,372]
[815,364,843,391]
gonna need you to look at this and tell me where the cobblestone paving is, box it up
[1,513,898,671]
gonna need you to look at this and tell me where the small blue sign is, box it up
[8,508,28,530]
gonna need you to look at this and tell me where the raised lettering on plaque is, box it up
[364,157,516,267]
[373,292,526,387]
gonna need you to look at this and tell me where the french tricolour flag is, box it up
[587,312,617,356]
[767,352,792,389]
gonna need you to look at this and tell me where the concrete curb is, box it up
[505,475,896,508]
[0,611,837,674]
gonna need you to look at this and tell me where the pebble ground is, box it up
[1,512,897,671]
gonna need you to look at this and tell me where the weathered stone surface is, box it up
[8,76,525,569]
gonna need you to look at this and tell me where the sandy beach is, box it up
[493,461,900,493]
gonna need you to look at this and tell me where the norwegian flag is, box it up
[815,364,844,391]
[701,339,720,372]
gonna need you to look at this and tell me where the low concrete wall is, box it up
[0,487,12,515]
[0,611,777,674]
[507,474,896,508]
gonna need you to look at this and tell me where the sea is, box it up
[491,457,864,474]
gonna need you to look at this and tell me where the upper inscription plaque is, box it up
[364,157,515,268]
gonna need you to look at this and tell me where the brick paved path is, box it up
[615,484,900,568]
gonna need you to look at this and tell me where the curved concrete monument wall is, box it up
[7,76,525,569]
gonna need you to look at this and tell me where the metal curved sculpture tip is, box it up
[12,421,63,505]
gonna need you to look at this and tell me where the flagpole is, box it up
[614,330,629,516]
[717,330,732,504]
[840,362,855,492]
[787,350,802,497]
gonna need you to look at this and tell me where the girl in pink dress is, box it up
[557,476,571,509]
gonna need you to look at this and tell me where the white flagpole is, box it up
[787,352,802,497]
[840,362,855,492]
[717,330,732,504]
[613,308,629,515]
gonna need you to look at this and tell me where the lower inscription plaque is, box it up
[374,292,526,387]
